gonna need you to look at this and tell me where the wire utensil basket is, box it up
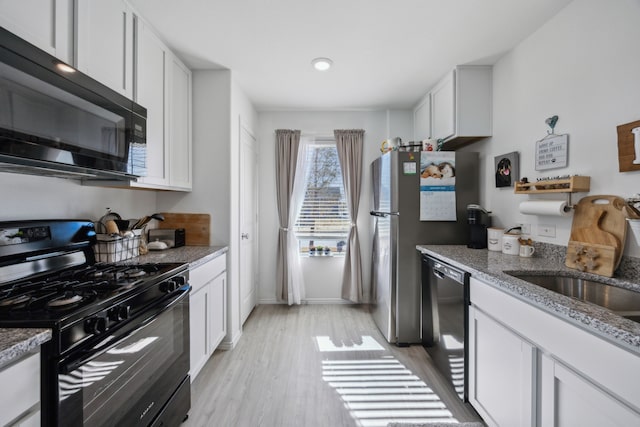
[93,229,142,262]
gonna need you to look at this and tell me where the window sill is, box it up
[303,253,346,258]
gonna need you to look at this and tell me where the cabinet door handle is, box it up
[241,233,249,240]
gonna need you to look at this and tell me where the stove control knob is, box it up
[108,305,131,321]
[160,280,177,293]
[85,316,107,334]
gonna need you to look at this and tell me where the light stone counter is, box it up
[0,328,51,368]
[417,244,640,354]
[121,245,228,269]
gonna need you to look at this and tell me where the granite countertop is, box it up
[0,328,51,368]
[121,245,228,269]
[417,244,640,355]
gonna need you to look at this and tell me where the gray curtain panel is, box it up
[275,129,301,302]
[334,129,365,303]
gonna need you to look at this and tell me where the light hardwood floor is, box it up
[185,304,483,427]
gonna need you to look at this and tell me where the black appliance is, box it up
[421,254,472,404]
[0,28,146,180]
[0,220,190,427]
[466,204,491,249]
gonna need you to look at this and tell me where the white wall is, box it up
[257,110,412,303]
[467,0,640,258]
[0,172,157,223]
[157,69,258,347]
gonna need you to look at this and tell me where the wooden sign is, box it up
[617,119,640,172]
[535,134,568,171]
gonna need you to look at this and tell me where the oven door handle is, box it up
[60,287,190,374]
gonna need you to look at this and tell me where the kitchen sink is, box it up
[507,273,640,323]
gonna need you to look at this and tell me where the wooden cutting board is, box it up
[566,195,628,276]
[158,213,211,246]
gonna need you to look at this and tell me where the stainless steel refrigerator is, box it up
[370,151,479,345]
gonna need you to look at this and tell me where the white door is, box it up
[239,124,258,324]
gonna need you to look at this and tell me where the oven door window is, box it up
[58,297,188,427]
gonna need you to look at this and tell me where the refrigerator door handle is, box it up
[370,210,399,217]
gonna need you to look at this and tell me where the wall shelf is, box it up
[514,176,590,194]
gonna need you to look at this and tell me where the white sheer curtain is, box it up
[285,135,312,304]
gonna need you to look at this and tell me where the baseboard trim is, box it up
[218,329,242,350]
[258,298,354,305]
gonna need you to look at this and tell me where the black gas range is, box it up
[0,220,191,427]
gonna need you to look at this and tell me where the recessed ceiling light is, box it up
[311,57,333,71]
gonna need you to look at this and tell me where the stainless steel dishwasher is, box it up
[421,254,470,402]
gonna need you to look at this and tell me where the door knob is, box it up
[241,233,249,240]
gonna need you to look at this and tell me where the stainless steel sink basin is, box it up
[508,273,640,323]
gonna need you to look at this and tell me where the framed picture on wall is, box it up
[494,151,519,188]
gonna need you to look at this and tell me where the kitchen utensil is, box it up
[566,195,628,276]
[96,209,122,234]
[132,213,165,230]
[158,213,210,246]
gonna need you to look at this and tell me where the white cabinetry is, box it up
[167,54,192,190]
[134,17,168,188]
[75,0,133,98]
[540,354,640,427]
[469,277,640,427]
[0,352,40,426]
[189,254,227,380]
[469,306,535,427]
[0,0,73,63]
[413,93,431,142]
[428,66,492,149]
[133,16,192,191]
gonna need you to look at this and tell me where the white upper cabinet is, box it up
[413,93,431,142]
[75,0,134,98]
[133,16,169,188]
[430,71,456,142]
[421,65,492,150]
[131,16,192,191]
[0,0,73,63]
[167,55,192,190]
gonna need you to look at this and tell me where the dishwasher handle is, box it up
[429,258,467,284]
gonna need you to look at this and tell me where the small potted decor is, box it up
[324,247,331,255]
[337,241,346,253]
[308,247,316,256]
[315,246,323,255]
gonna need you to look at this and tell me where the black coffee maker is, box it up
[467,204,491,249]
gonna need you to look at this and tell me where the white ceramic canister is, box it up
[487,227,504,252]
[502,232,521,256]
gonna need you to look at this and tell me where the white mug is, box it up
[519,245,535,257]
[502,233,521,256]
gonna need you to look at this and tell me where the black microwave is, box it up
[0,27,146,180]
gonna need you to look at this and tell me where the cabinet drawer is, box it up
[190,254,226,292]
[0,352,40,426]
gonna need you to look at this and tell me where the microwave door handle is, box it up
[60,288,189,374]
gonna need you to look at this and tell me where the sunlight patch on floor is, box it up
[319,337,460,427]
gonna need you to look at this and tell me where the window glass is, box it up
[294,141,350,255]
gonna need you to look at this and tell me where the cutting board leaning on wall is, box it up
[566,196,628,277]
[158,213,211,246]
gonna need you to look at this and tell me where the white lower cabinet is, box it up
[469,306,535,427]
[189,254,227,380]
[469,277,640,427]
[540,354,640,427]
[0,351,40,426]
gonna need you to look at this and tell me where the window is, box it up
[294,139,350,255]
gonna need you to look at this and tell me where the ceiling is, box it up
[128,0,572,111]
